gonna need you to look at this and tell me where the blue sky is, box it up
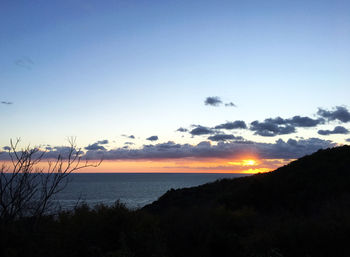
[1,0,350,171]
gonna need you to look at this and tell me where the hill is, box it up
[143,145,350,257]
[146,145,350,214]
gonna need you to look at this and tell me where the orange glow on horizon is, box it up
[0,157,290,174]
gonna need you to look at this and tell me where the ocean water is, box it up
[54,173,248,209]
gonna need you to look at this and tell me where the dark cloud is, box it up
[286,116,324,127]
[124,142,135,145]
[225,102,236,107]
[80,138,334,161]
[250,119,296,137]
[0,138,335,161]
[146,136,159,141]
[190,126,215,136]
[318,126,349,135]
[204,96,222,106]
[15,57,34,69]
[97,140,109,145]
[84,139,109,151]
[1,101,13,105]
[346,138,350,142]
[176,127,188,132]
[84,143,106,151]
[317,106,350,123]
[122,134,135,139]
[207,134,243,141]
[215,120,247,130]
[2,146,10,151]
[249,115,323,137]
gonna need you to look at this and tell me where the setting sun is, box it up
[228,159,257,167]
[242,159,256,166]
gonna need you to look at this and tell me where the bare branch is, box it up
[0,138,102,222]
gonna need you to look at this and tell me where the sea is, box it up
[54,173,248,209]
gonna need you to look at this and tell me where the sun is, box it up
[242,159,256,166]
[227,159,257,166]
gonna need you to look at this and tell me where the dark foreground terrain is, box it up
[2,146,350,257]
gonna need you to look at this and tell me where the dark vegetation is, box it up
[1,145,350,257]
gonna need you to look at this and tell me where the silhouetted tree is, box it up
[0,138,101,222]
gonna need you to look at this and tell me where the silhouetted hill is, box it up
[146,145,350,214]
[141,145,350,257]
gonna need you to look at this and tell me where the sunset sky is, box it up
[1,0,350,173]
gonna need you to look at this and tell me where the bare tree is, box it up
[0,138,101,222]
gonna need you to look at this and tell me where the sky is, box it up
[1,0,350,173]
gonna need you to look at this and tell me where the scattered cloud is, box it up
[286,116,324,127]
[318,126,349,135]
[80,137,334,161]
[249,115,324,137]
[14,57,34,69]
[207,134,243,141]
[250,119,296,137]
[2,146,10,151]
[84,140,108,151]
[1,101,13,105]
[204,96,222,106]
[190,125,215,136]
[122,134,135,139]
[225,102,236,107]
[0,138,335,161]
[85,143,106,151]
[146,136,159,141]
[317,106,350,123]
[124,142,135,145]
[176,127,188,132]
[215,120,247,130]
[96,139,109,144]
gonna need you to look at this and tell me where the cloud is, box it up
[122,134,135,139]
[176,127,188,132]
[190,125,215,136]
[2,146,10,151]
[84,140,108,151]
[124,142,135,145]
[346,138,350,142]
[317,106,350,123]
[146,136,159,141]
[225,102,236,107]
[96,139,109,144]
[204,96,222,106]
[249,115,323,137]
[318,126,349,135]
[286,116,324,127]
[14,57,34,69]
[1,101,13,105]
[207,134,244,141]
[0,138,335,161]
[80,138,334,161]
[85,143,106,151]
[215,120,247,130]
[250,119,296,137]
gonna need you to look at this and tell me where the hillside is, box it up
[142,145,350,257]
[146,145,350,213]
